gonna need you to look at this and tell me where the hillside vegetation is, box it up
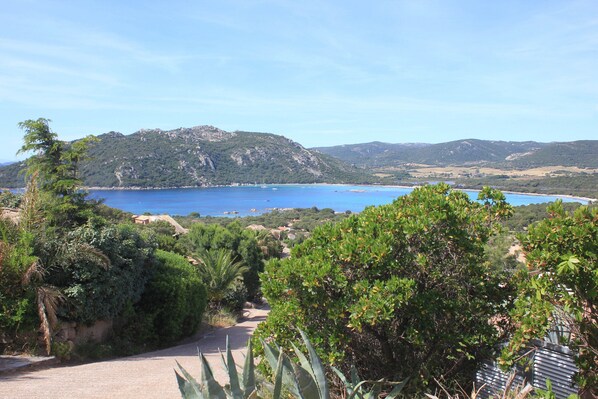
[315,139,598,168]
[0,126,371,188]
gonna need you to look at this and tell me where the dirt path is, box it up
[0,307,269,399]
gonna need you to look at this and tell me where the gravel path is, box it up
[0,307,269,399]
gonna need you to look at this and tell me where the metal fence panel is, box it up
[476,341,578,399]
[533,345,578,398]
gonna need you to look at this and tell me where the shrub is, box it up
[45,222,154,324]
[134,250,207,346]
[221,281,249,313]
[256,184,515,393]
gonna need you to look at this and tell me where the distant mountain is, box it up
[0,126,372,188]
[507,140,598,169]
[314,139,598,168]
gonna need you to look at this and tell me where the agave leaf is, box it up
[176,361,203,392]
[291,342,313,377]
[347,380,379,399]
[175,370,203,399]
[242,339,256,397]
[332,367,362,399]
[199,352,227,399]
[290,342,320,397]
[225,336,243,398]
[350,365,361,387]
[299,329,328,398]
[291,361,319,398]
[273,351,285,399]
[364,381,381,399]
[175,362,203,399]
[385,378,409,399]
[261,340,281,372]
[262,340,303,398]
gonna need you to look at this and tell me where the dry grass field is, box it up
[383,165,598,179]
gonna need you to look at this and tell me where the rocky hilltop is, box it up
[0,126,371,188]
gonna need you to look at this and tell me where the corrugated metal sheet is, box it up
[476,341,578,399]
[532,344,578,398]
[476,362,526,398]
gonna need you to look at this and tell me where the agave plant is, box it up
[174,330,406,399]
[175,337,256,399]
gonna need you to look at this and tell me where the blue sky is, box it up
[1,0,596,161]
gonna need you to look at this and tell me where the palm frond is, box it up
[21,259,43,286]
[36,285,65,355]
[194,248,248,304]
[77,243,111,269]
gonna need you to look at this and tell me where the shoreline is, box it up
[81,183,595,204]
[5,183,594,204]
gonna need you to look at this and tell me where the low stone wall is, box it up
[55,319,113,345]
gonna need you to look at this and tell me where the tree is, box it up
[17,118,97,226]
[180,222,264,300]
[255,184,515,393]
[0,173,63,355]
[500,201,597,396]
[194,248,248,309]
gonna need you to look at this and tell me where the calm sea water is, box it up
[87,185,588,217]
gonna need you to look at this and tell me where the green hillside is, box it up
[0,126,372,189]
[315,139,598,168]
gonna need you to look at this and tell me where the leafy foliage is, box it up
[0,218,38,337]
[500,201,597,394]
[44,222,154,324]
[180,223,264,300]
[0,174,66,355]
[129,249,207,346]
[16,118,98,226]
[256,184,516,393]
[194,248,248,308]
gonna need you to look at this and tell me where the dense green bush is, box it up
[256,184,515,393]
[45,222,154,324]
[132,250,207,346]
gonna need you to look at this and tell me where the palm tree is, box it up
[193,248,248,308]
[0,172,64,355]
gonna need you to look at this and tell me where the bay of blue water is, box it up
[87,185,588,217]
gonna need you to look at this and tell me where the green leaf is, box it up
[273,351,285,399]
[385,378,409,399]
[299,329,329,398]
[199,352,227,399]
[242,339,256,397]
[174,363,203,399]
[225,336,243,398]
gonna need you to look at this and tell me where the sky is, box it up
[1,0,597,161]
